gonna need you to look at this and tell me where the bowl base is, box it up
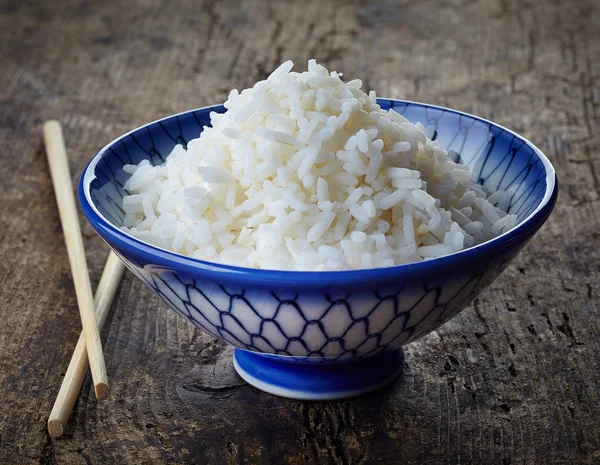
[233,348,405,400]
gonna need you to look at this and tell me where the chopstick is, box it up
[48,251,125,438]
[43,120,109,401]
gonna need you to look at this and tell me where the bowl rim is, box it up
[79,98,558,285]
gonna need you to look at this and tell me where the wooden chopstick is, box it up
[43,120,109,401]
[48,251,125,438]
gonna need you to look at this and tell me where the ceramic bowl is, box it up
[79,99,557,400]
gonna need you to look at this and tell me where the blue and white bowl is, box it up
[79,99,557,400]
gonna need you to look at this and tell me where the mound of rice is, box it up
[120,60,517,271]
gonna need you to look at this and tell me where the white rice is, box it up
[120,60,518,270]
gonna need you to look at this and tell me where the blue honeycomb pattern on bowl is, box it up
[79,99,557,400]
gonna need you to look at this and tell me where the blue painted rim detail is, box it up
[78,99,558,289]
[233,347,405,400]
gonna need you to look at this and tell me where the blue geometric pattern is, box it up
[383,101,548,222]
[122,255,469,359]
[80,100,557,363]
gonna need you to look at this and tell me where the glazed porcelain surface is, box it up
[79,99,557,399]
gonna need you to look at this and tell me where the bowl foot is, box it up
[233,348,405,400]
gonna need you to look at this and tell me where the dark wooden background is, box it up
[1,0,599,463]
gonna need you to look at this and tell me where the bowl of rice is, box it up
[79,60,557,400]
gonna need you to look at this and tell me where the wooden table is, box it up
[1,0,598,463]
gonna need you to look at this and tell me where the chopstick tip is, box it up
[48,419,64,438]
[43,119,61,131]
[95,382,110,401]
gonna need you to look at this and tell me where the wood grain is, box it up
[0,0,598,463]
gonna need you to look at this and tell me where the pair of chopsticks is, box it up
[43,121,125,437]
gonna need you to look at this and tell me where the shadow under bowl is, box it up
[79,99,557,400]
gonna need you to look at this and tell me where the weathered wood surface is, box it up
[0,0,599,463]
